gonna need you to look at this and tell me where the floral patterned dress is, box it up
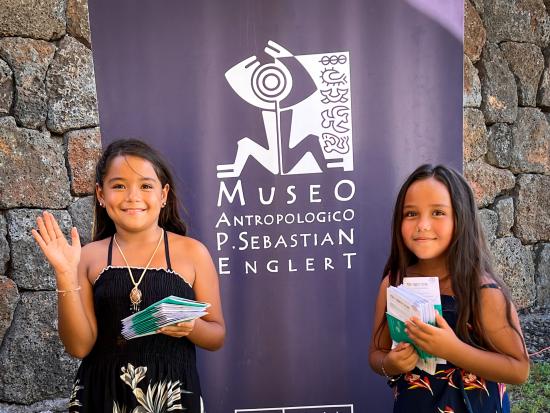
[69,232,202,413]
[391,289,510,413]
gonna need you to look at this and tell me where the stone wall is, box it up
[0,0,101,410]
[463,0,550,311]
[0,0,548,411]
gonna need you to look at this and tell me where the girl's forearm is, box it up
[57,292,96,358]
[444,341,529,384]
[187,318,225,351]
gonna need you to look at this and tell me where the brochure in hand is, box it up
[386,277,445,375]
[121,296,210,340]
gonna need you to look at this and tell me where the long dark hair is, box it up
[378,164,521,352]
[92,139,187,240]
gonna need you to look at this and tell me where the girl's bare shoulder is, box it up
[166,232,213,285]
[80,237,111,277]
[167,232,211,258]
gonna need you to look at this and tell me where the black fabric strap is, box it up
[164,230,172,271]
[107,236,114,266]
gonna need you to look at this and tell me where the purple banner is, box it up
[88,1,462,411]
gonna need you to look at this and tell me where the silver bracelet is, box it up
[56,286,81,297]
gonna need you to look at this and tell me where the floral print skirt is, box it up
[391,366,510,413]
[68,351,202,413]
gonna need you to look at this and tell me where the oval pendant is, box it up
[129,287,142,306]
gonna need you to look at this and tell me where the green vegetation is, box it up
[509,362,550,413]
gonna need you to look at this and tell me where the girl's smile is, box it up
[122,208,147,214]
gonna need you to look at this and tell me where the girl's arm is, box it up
[32,212,97,358]
[406,287,529,384]
[159,239,226,350]
[57,249,98,358]
[369,276,419,377]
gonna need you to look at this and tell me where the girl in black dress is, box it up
[33,139,225,412]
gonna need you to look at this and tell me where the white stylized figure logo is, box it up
[217,41,353,178]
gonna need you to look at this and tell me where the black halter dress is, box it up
[69,232,202,412]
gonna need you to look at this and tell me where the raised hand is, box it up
[31,211,81,278]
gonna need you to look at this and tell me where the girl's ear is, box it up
[162,184,170,204]
[96,183,105,206]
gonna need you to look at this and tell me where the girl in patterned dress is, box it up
[369,164,529,413]
[32,139,225,412]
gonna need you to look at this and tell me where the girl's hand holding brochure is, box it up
[386,276,446,374]
[384,342,418,375]
[405,313,457,360]
[121,296,210,340]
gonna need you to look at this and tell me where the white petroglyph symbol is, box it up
[217,40,354,178]
[234,404,353,413]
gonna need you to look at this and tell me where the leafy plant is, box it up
[508,362,550,413]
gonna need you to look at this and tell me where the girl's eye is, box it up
[142,184,153,189]
[112,184,125,189]
[433,210,446,216]
[403,211,417,217]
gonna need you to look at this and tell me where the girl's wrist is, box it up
[55,265,77,276]
[381,353,402,382]
[55,270,79,288]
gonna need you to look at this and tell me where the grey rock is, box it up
[464,55,481,107]
[479,208,498,243]
[464,159,515,208]
[519,307,550,362]
[500,42,544,107]
[0,119,71,208]
[6,209,72,290]
[514,174,550,243]
[510,108,550,174]
[0,276,19,346]
[67,0,92,48]
[491,237,536,309]
[0,398,68,412]
[68,196,94,246]
[66,128,102,196]
[484,0,550,47]
[470,0,484,15]
[465,0,486,63]
[486,123,512,168]
[537,48,550,108]
[493,197,514,237]
[46,36,99,134]
[0,213,9,274]
[0,0,66,41]
[0,58,13,115]
[463,108,487,161]
[0,37,56,129]
[0,292,79,404]
[534,243,550,307]
[478,43,518,124]
[0,115,16,128]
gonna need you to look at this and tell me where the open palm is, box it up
[31,211,81,275]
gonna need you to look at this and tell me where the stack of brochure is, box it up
[386,277,445,375]
[121,296,210,340]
